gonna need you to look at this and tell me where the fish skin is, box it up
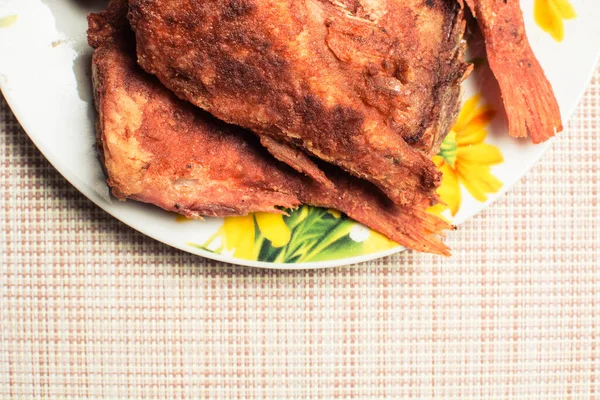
[127,0,470,205]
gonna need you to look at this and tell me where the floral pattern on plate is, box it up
[534,0,576,42]
[429,95,504,217]
[193,207,397,263]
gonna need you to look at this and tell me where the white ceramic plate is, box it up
[1,0,598,268]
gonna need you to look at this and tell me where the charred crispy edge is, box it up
[89,2,138,202]
[91,30,150,203]
[87,0,129,49]
[259,136,334,189]
[428,1,472,154]
[411,0,469,155]
[347,202,452,256]
[465,0,562,143]
[90,46,111,190]
[396,0,470,155]
[128,190,302,219]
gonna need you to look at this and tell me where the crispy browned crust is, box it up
[92,44,304,216]
[88,0,452,255]
[465,0,563,143]
[127,0,469,205]
[87,0,129,49]
[90,1,302,217]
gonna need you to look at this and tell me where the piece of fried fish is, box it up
[465,0,563,143]
[127,0,470,205]
[88,1,452,255]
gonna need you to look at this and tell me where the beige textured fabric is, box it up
[1,66,599,399]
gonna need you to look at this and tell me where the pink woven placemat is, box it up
[1,66,599,399]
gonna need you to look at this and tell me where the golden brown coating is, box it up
[88,0,452,255]
[127,0,470,205]
[465,0,563,143]
[90,4,302,216]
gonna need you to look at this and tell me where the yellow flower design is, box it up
[327,209,342,219]
[534,0,576,42]
[196,206,370,263]
[364,230,398,254]
[254,213,291,248]
[207,213,291,259]
[221,214,257,259]
[432,94,504,216]
[0,15,18,28]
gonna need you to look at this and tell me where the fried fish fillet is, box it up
[127,0,470,205]
[88,1,452,255]
[465,0,563,143]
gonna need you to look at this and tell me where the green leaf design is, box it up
[438,130,457,167]
[191,206,366,263]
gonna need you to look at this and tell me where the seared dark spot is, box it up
[403,124,427,145]
[294,95,318,122]
[204,29,287,99]
[294,95,364,151]
[222,0,256,19]
[224,29,271,52]
[163,15,177,27]
[340,0,361,14]
[404,134,422,145]
[216,55,261,88]
[420,168,441,190]
[331,105,364,138]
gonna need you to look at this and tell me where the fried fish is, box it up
[465,0,563,143]
[88,1,452,255]
[127,0,470,205]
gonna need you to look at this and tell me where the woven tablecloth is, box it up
[1,65,599,399]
